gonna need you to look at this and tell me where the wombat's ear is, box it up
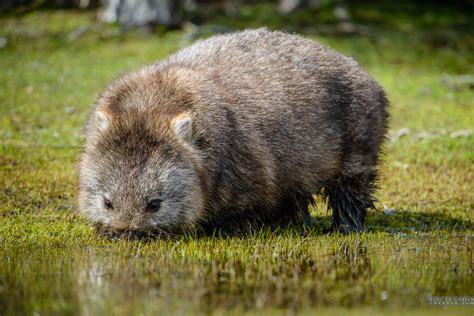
[95,108,111,131]
[171,113,193,142]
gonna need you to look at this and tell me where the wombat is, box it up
[78,28,388,238]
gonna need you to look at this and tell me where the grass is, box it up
[0,1,473,315]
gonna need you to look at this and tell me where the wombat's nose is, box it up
[128,222,140,230]
[124,212,144,230]
[114,212,137,230]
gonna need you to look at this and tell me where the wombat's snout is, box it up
[94,224,166,240]
[107,213,141,231]
[113,218,140,231]
[94,212,158,239]
[114,210,152,231]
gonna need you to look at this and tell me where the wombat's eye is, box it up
[146,199,162,213]
[103,197,113,210]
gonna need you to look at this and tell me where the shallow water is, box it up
[1,232,472,315]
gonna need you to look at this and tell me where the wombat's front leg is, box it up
[292,193,316,226]
[325,174,376,233]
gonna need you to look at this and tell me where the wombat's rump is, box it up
[78,28,388,237]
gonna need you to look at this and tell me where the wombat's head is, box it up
[78,71,205,238]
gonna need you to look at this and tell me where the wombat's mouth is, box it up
[93,223,179,240]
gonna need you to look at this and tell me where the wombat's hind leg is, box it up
[325,174,376,233]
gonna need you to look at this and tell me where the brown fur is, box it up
[78,28,389,237]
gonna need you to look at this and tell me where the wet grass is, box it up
[0,1,473,315]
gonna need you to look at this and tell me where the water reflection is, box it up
[1,233,471,314]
